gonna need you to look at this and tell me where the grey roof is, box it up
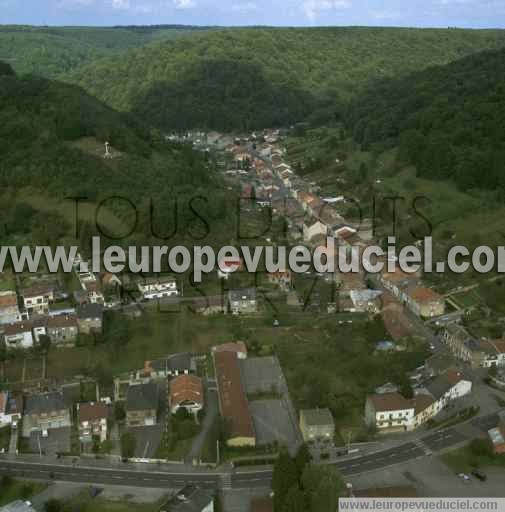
[76,303,104,320]
[300,408,334,427]
[0,501,37,512]
[426,374,453,400]
[24,391,67,415]
[229,288,256,301]
[126,382,159,412]
[161,485,214,512]
[150,352,195,373]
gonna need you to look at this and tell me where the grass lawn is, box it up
[441,444,505,474]
[0,479,47,506]
[66,491,164,512]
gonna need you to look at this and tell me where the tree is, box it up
[114,402,126,422]
[283,485,306,512]
[272,448,299,511]
[120,432,136,459]
[302,465,345,512]
[295,443,312,480]
[38,334,51,354]
[44,499,63,512]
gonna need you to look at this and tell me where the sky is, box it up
[0,0,504,28]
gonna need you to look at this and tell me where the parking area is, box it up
[29,427,71,455]
[240,356,283,394]
[249,399,299,449]
[129,380,167,459]
[348,455,505,497]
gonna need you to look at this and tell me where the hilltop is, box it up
[66,26,505,130]
[0,24,207,78]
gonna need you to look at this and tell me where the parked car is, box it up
[471,469,487,482]
[458,473,470,481]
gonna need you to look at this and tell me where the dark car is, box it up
[471,469,487,481]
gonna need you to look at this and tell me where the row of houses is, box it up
[365,369,472,433]
[1,303,104,350]
[442,323,505,368]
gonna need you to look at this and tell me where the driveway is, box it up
[186,384,219,463]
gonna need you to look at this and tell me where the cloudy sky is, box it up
[0,0,504,28]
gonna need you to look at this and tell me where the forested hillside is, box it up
[0,25,206,78]
[347,48,505,192]
[67,27,505,130]
[0,62,231,249]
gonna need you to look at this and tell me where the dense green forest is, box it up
[347,48,505,192]
[0,61,232,250]
[66,27,505,131]
[0,25,207,78]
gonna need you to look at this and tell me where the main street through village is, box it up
[0,411,499,489]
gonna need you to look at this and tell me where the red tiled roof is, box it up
[169,375,204,408]
[0,293,17,308]
[368,392,413,412]
[214,351,255,441]
[408,287,443,303]
[78,402,109,423]
[213,342,247,356]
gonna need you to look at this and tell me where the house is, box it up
[299,408,335,442]
[0,391,22,427]
[138,276,178,300]
[424,369,472,415]
[406,288,445,318]
[411,394,436,428]
[83,281,104,304]
[20,284,54,316]
[349,290,382,313]
[76,303,104,334]
[442,324,505,368]
[214,351,256,447]
[0,291,21,325]
[228,288,257,315]
[160,485,214,512]
[379,268,419,303]
[303,219,327,242]
[46,315,78,345]
[212,341,248,360]
[77,402,109,444]
[267,270,292,289]
[126,382,159,427]
[365,393,415,433]
[23,391,71,436]
[143,352,196,378]
[2,322,34,349]
[331,223,357,241]
[169,375,204,415]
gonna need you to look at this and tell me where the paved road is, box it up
[0,459,272,490]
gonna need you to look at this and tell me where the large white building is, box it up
[366,370,472,433]
[138,276,179,300]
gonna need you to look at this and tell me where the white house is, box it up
[3,322,34,350]
[424,369,472,416]
[138,276,179,300]
[20,285,54,316]
[365,392,415,432]
[0,391,22,427]
[303,220,327,242]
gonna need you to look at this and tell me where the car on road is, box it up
[471,469,487,481]
[458,473,470,481]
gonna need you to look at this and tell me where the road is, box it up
[0,412,498,488]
